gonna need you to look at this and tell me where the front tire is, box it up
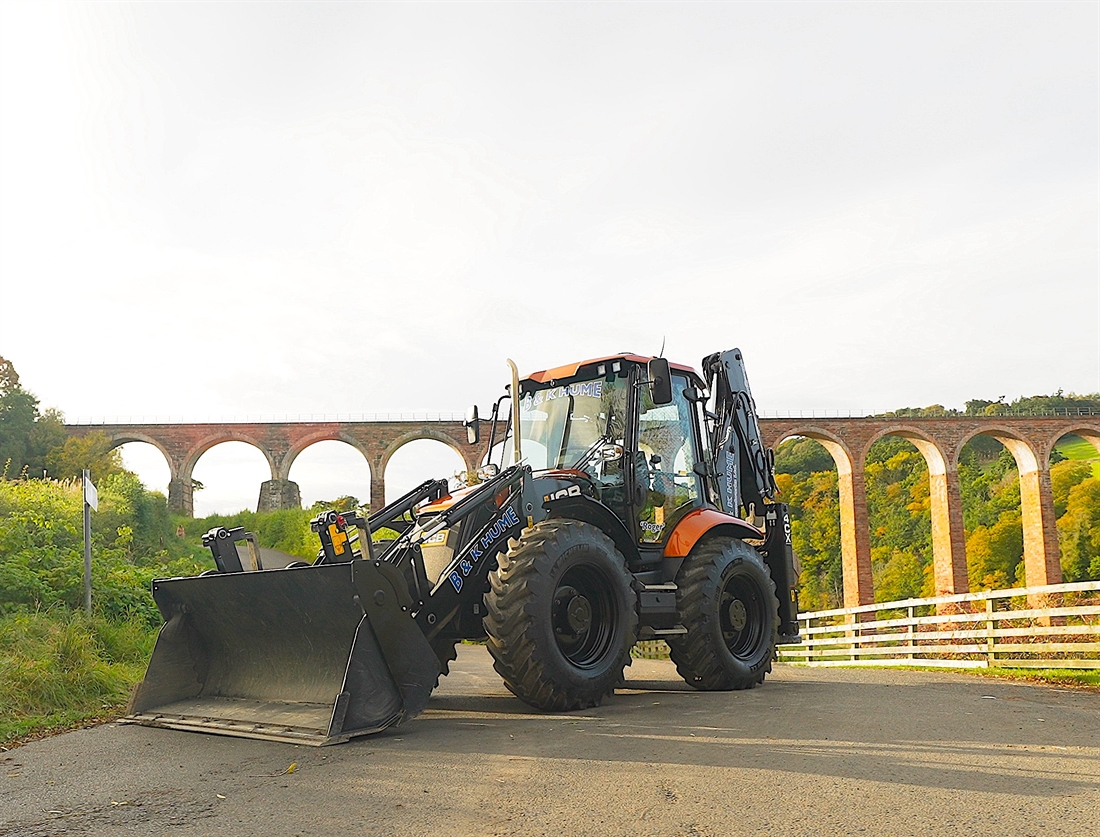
[483,520,637,711]
[667,537,778,690]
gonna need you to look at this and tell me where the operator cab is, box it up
[478,353,722,559]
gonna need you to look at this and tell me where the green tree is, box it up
[1058,477,1100,582]
[967,392,1100,416]
[865,438,932,602]
[0,356,66,479]
[774,443,842,611]
[45,431,125,483]
[309,495,360,513]
[1051,460,1093,517]
[774,437,834,475]
[966,511,1024,590]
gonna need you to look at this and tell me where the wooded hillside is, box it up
[777,394,1100,611]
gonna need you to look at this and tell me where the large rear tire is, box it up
[667,537,778,690]
[483,520,637,711]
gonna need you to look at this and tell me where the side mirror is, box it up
[464,405,480,445]
[648,357,673,405]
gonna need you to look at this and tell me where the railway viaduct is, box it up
[65,415,1100,607]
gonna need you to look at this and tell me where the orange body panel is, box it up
[524,353,696,385]
[418,483,480,515]
[664,508,763,558]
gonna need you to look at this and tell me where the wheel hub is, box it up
[719,568,765,659]
[550,567,618,668]
[566,595,592,633]
[727,598,747,631]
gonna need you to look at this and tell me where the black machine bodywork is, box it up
[125,349,800,745]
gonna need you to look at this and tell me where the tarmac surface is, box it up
[1,645,1098,836]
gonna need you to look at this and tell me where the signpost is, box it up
[82,469,97,616]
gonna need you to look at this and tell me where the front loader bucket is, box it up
[123,560,440,746]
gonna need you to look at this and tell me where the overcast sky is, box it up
[1,2,1097,513]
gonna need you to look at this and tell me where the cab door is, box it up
[633,373,704,548]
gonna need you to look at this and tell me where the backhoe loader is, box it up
[124,349,799,745]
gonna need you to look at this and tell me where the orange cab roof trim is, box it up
[524,353,696,384]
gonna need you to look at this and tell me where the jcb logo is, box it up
[544,485,582,502]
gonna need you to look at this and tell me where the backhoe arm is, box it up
[702,348,777,518]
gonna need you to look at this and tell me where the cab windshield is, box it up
[514,375,629,472]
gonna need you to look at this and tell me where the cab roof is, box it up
[523,353,698,385]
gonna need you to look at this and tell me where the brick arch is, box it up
[372,430,475,510]
[955,425,1058,589]
[863,425,965,597]
[103,432,179,481]
[1044,423,1100,462]
[770,424,856,476]
[379,429,477,477]
[864,425,949,476]
[767,425,871,608]
[182,433,278,482]
[279,431,373,482]
[955,424,1040,473]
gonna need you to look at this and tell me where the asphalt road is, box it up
[2,646,1097,837]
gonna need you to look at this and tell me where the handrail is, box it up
[65,412,468,425]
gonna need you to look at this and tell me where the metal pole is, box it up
[83,469,92,616]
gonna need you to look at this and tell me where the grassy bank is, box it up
[0,610,155,747]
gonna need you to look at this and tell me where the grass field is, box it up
[1055,434,1100,478]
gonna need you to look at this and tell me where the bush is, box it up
[0,475,212,624]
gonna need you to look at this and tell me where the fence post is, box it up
[985,597,996,667]
[907,606,915,661]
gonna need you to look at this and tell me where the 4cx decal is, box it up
[448,506,521,593]
[543,485,582,502]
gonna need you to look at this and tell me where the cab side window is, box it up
[636,374,700,543]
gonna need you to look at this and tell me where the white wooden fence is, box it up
[777,580,1100,669]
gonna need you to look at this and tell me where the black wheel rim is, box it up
[719,569,766,659]
[551,565,618,669]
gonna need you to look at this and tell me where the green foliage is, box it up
[965,510,1024,590]
[1051,460,1093,517]
[965,392,1100,416]
[773,437,834,475]
[775,440,842,610]
[179,507,320,560]
[45,430,126,482]
[1058,477,1100,582]
[1055,434,1100,478]
[0,356,66,480]
[876,405,960,418]
[310,495,361,513]
[0,470,333,745]
[776,411,1100,609]
[0,475,211,625]
[864,437,933,602]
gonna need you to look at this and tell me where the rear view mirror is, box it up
[464,405,480,444]
[648,357,673,405]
